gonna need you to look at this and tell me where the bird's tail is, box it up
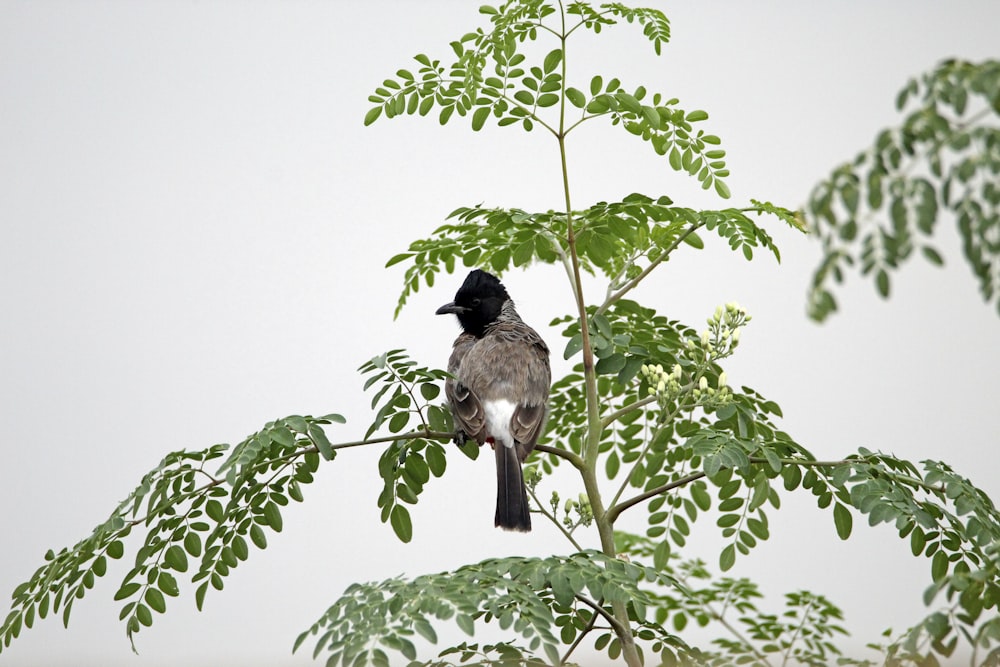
[495,442,531,532]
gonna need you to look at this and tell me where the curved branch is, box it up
[575,594,625,637]
[600,395,657,429]
[597,221,706,316]
[606,471,706,524]
[535,443,585,470]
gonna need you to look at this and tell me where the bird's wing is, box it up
[486,320,552,460]
[445,333,487,443]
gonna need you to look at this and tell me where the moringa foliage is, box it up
[3,3,999,667]
[807,59,1000,321]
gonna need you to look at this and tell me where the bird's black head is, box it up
[435,269,510,337]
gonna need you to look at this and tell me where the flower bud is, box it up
[699,376,708,391]
[714,305,724,322]
[732,328,741,344]
[701,331,711,347]
[718,371,727,388]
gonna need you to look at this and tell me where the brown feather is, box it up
[443,300,551,531]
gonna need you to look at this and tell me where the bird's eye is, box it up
[471,298,481,307]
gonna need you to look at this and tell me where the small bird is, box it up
[436,269,551,532]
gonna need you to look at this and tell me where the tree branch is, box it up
[535,443,585,470]
[596,221,706,316]
[600,395,658,429]
[561,603,601,665]
[575,594,626,637]
[606,471,706,524]
[331,429,456,450]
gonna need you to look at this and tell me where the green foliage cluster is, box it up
[359,351,463,543]
[389,197,795,317]
[295,551,687,667]
[1,414,343,651]
[3,3,999,667]
[807,59,1000,321]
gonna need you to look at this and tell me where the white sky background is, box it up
[1,2,999,666]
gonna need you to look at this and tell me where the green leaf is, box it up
[606,450,620,479]
[690,483,711,511]
[158,572,179,597]
[685,109,709,122]
[590,75,603,96]
[206,499,224,522]
[388,411,409,433]
[653,540,671,570]
[414,619,438,643]
[762,447,781,473]
[471,106,490,131]
[565,87,586,108]
[931,550,949,582]
[107,540,125,560]
[390,506,413,543]
[833,503,853,540]
[145,588,166,614]
[876,269,890,298]
[425,444,447,477]
[114,582,141,602]
[668,147,682,170]
[364,106,383,126]
[921,246,944,266]
[542,48,562,74]
[309,423,335,461]
[264,501,283,533]
[563,333,583,360]
[164,545,188,573]
[719,544,736,571]
[184,532,202,557]
[195,582,209,611]
[419,382,440,401]
[250,524,268,550]
[456,613,475,636]
[135,603,152,627]
[714,179,731,199]
[682,231,704,249]
[911,527,927,556]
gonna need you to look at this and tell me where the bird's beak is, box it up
[436,302,467,316]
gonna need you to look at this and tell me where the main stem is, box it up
[555,5,640,665]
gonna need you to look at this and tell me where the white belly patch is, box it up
[483,399,516,449]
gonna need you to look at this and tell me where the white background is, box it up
[1,2,999,665]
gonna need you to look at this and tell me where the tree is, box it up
[806,58,1000,322]
[2,2,999,666]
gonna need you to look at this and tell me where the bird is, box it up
[436,269,551,532]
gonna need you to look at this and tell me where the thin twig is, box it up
[781,597,814,667]
[528,485,583,552]
[561,601,603,665]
